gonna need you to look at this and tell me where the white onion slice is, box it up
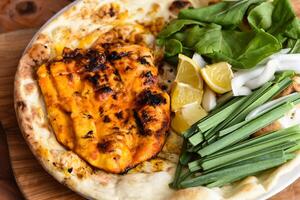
[231,67,264,96]
[246,93,298,121]
[245,59,279,89]
[202,86,217,111]
[232,52,300,96]
[276,54,300,73]
[192,53,207,68]
[232,86,252,96]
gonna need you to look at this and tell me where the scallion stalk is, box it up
[180,157,287,189]
[198,102,294,156]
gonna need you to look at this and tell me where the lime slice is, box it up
[200,62,233,94]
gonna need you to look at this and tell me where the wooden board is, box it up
[0,29,83,200]
[0,29,300,200]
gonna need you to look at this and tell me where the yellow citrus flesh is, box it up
[176,54,203,89]
[181,102,207,126]
[200,62,233,94]
[171,82,203,112]
[171,111,190,133]
[171,102,207,134]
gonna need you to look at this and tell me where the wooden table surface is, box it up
[0,0,74,33]
[0,0,300,200]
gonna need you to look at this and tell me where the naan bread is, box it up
[14,0,300,199]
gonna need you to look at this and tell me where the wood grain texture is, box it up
[0,0,74,33]
[0,0,299,198]
[0,123,23,200]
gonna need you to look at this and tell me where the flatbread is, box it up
[14,0,300,199]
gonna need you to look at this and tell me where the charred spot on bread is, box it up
[16,101,26,111]
[67,168,73,173]
[169,0,192,15]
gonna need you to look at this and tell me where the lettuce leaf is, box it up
[204,30,281,69]
[179,0,264,28]
[158,0,300,69]
[248,2,274,30]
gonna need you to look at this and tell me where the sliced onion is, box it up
[276,54,300,73]
[192,53,207,68]
[245,59,279,89]
[246,93,299,121]
[231,67,264,96]
[202,86,217,111]
[232,86,252,96]
[232,52,300,96]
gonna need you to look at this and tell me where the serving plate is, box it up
[13,0,300,199]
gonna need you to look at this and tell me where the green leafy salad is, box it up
[157,0,300,69]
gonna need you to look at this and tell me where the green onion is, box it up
[206,153,294,188]
[206,78,291,141]
[205,160,284,187]
[182,97,241,138]
[188,141,296,173]
[188,97,246,146]
[273,70,295,83]
[196,97,246,133]
[285,153,296,161]
[285,140,300,153]
[170,141,187,188]
[201,138,298,171]
[171,76,299,190]
[203,81,273,138]
[183,127,199,138]
[246,92,300,121]
[219,93,300,137]
[179,156,287,189]
[216,91,233,106]
[198,102,294,156]
[226,78,292,126]
[179,151,193,165]
[216,125,300,155]
[206,150,288,173]
[219,121,248,136]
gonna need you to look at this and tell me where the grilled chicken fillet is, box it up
[37,44,170,173]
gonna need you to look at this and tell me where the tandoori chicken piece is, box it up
[37,44,170,173]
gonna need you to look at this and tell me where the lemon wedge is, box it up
[176,54,203,89]
[200,62,233,94]
[171,111,190,134]
[182,102,207,126]
[171,82,203,112]
[171,102,207,134]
